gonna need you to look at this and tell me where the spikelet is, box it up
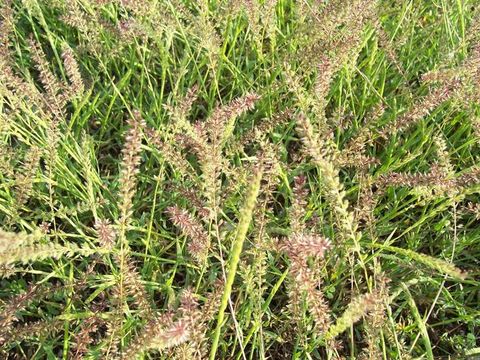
[28,37,65,103]
[176,125,209,160]
[27,37,73,206]
[379,80,460,138]
[61,0,89,30]
[335,150,379,169]
[371,243,467,280]
[167,205,210,263]
[283,66,329,130]
[117,0,152,17]
[242,0,278,51]
[200,92,260,213]
[0,318,64,347]
[104,283,123,357]
[0,0,14,61]
[376,164,449,191]
[0,145,15,178]
[304,274,332,335]
[116,18,146,44]
[145,126,196,180]
[61,45,84,98]
[376,24,406,77]
[176,290,206,359]
[278,232,333,333]
[71,315,104,360]
[54,200,93,220]
[14,145,41,209]
[0,240,96,265]
[377,163,480,198]
[313,55,335,111]
[206,92,260,146]
[114,253,152,317]
[238,0,263,54]
[0,227,98,265]
[114,111,148,355]
[434,134,455,177]
[289,175,309,233]
[148,319,191,350]
[0,284,41,344]
[294,0,376,75]
[227,108,293,156]
[61,0,104,53]
[0,3,41,106]
[164,86,208,166]
[0,265,15,279]
[164,85,199,132]
[280,233,333,333]
[295,112,330,166]
[0,69,40,113]
[466,202,480,219]
[120,312,189,359]
[0,229,41,253]
[174,285,223,359]
[421,38,480,103]
[239,147,281,352]
[360,273,390,360]
[324,291,379,340]
[336,105,383,170]
[95,219,117,250]
[111,1,179,50]
[278,233,332,263]
[92,0,113,4]
[118,111,145,227]
[191,3,221,70]
[421,69,458,85]
[38,221,51,234]
[455,166,480,188]
[171,185,210,220]
[296,112,360,247]
[354,173,378,227]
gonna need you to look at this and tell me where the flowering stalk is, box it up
[209,166,263,360]
[167,205,210,263]
[61,45,84,98]
[324,292,378,340]
[278,233,333,333]
[296,112,360,248]
[118,111,145,228]
[116,111,146,349]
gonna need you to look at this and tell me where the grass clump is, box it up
[0,0,479,359]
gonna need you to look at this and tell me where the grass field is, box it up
[0,0,479,359]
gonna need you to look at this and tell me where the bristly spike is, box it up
[61,45,84,98]
[118,110,145,227]
[167,205,210,263]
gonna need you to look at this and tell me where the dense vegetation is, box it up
[0,0,479,358]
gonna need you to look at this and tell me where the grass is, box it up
[0,0,479,359]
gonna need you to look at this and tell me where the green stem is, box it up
[209,168,263,360]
